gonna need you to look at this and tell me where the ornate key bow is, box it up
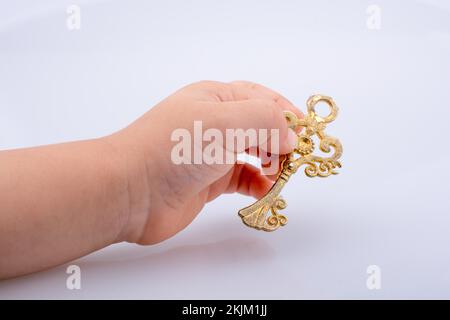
[238,94,343,231]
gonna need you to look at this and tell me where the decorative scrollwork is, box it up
[238,94,343,232]
[303,158,342,177]
[266,197,288,229]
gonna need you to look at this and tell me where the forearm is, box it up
[0,137,132,279]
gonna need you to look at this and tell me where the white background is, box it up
[1,0,450,299]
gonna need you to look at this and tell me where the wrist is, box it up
[102,130,155,244]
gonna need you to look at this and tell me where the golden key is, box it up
[238,94,343,231]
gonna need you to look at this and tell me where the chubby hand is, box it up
[0,80,302,278]
[109,81,303,244]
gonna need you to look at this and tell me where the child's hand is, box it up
[109,81,303,244]
[0,80,302,278]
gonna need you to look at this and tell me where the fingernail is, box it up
[287,128,297,151]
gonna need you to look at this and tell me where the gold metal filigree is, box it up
[238,94,343,231]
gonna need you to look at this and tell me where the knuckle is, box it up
[190,80,219,88]
[189,80,230,92]
[230,80,259,90]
